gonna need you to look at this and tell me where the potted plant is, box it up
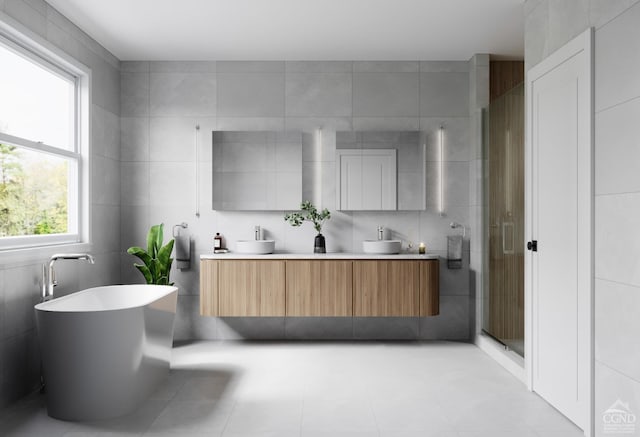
[127,223,175,285]
[284,201,331,253]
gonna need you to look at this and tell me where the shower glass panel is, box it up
[482,83,525,357]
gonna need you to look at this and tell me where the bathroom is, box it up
[1,1,639,436]
[119,58,478,341]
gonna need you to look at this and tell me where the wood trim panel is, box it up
[200,259,218,316]
[490,60,524,102]
[419,259,440,316]
[218,260,285,316]
[353,260,419,317]
[286,260,353,316]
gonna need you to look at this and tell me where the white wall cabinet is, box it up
[336,149,397,210]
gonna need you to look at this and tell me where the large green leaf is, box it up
[127,246,152,267]
[146,225,157,257]
[129,223,175,285]
[133,263,153,284]
[150,258,161,283]
[167,257,174,276]
[146,224,162,258]
[157,240,174,276]
[161,258,174,279]
[155,224,164,257]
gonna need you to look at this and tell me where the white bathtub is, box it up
[35,284,178,421]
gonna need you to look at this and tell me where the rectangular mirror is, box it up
[212,131,302,210]
[335,131,424,211]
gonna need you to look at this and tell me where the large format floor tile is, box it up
[0,341,583,436]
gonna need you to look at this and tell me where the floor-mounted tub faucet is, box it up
[42,253,95,302]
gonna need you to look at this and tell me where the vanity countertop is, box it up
[200,252,439,260]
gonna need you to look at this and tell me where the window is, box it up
[0,33,87,250]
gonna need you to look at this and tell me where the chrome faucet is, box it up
[42,253,95,301]
[377,226,384,241]
[254,225,261,241]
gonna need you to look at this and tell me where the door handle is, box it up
[502,222,515,255]
[527,240,538,252]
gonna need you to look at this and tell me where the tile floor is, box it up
[0,341,584,436]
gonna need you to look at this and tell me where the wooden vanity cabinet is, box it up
[200,259,218,316]
[286,260,352,316]
[353,259,440,317]
[353,260,420,316]
[420,259,439,316]
[200,258,439,317]
[200,260,286,316]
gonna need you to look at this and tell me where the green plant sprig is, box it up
[284,201,331,233]
[127,223,175,285]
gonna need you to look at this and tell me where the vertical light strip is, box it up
[438,126,445,215]
[422,142,427,210]
[195,124,200,217]
[314,128,323,208]
[505,129,512,214]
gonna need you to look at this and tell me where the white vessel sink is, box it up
[235,240,275,254]
[362,240,402,254]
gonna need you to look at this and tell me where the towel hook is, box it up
[450,221,466,238]
[173,222,188,238]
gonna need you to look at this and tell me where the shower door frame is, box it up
[482,83,525,356]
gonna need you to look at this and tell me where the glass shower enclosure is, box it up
[482,83,525,357]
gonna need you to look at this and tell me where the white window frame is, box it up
[0,17,91,263]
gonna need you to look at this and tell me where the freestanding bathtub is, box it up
[35,284,178,421]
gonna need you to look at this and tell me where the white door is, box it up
[361,152,396,210]
[526,29,593,433]
[336,149,396,210]
[339,153,363,210]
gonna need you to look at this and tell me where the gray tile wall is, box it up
[0,1,121,409]
[525,0,640,71]
[593,2,640,434]
[119,59,482,343]
[525,0,640,434]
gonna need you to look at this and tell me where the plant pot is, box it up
[314,233,326,253]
